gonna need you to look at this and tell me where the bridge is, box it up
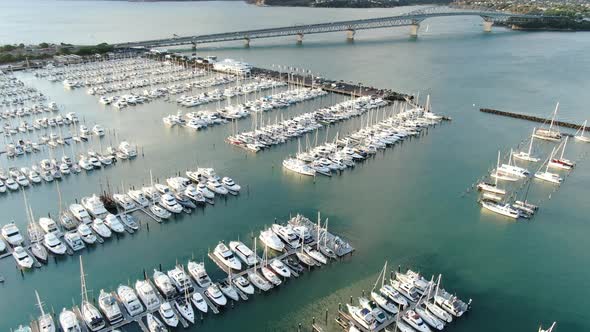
[114,7,553,49]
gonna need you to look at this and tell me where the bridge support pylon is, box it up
[296,33,304,44]
[483,21,493,32]
[409,23,420,38]
[244,37,250,47]
[191,42,197,50]
[346,29,355,41]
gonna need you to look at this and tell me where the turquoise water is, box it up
[1,1,590,331]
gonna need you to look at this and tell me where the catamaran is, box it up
[574,120,590,142]
[513,128,541,162]
[497,149,529,178]
[533,102,562,142]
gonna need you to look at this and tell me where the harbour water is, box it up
[1,1,590,331]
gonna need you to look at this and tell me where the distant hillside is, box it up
[247,0,452,8]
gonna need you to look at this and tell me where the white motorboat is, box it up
[13,246,34,269]
[120,214,139,230]
[187,260,212,288]
[35,290,56,332]
[232,275,255,295]
[358,297,387,324]
[481,200,520,219]
[69,204,92,224]
[402,310,431,332]
[39,217,62,237]
[92,219,112,238]
[205,284,227,306]
[128,190,150,207]
[0,238,5,252]
[195,183,215,199]
[81,195,108,219]
[135,280,161,311]
[43,233,67,255]
[370,291,398,315]
[304,245,327,264]
[155,183,172,195]
[104,214,125,233]
[92,124,105,137]
[118,141,137,158]
[59,308,82,332]
[259,228,285,252]
[142,186,161,201]
[191,292,209,313]
[167,266,193,293]
[271,224,301,249]
[269,259,291,278]
[229,240,258,266]
[2,222,24,246]
[206,179,228,195]
[160,193,183,213]
[64,231,86,251]
[380,285,408,307]
[146,313,167,332]
[221,177,241,193]
[158,302,179,327]
[174,297,195,324]
[214,242,242,270]
[575,120,590,142]
[346,304,377,331]
[150,204,172,219]
[396,270,433,294]
[117,285,144,316]
[113,194,137,210]
[415,306,445,331]
[153,270,177,298]
[78,223,97,244]
[391,279,420,302]
[98,290,123,324]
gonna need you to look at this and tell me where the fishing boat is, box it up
[214,241,242,270]
[481,200,520,219]
[575,120,590,142]
[59,309,82,332]
[158,302,179,327]
[346,304,378,331]
[13,246,34,269]
[191,292,209,313]
[117,285,144,316]
[533,103,562,142]
[80,257,106,331]
[548,137,575,170]
[146,313,167,332]
[135,280,160,311]
[259,228,285,252]
[205,284,227,306]
[229,240,258,266]
[514,129,541,162]
[187,261,212,288]
[34,290,56,332]
[98,290,123,324]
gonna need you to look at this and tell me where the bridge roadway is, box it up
[114,7,553,49]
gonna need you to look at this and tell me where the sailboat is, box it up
[35,290,56,332]
[548,137,575,170]
[512,180,538,217]
[490,150,519,182]
[513,128,541,162]
[539,322,556,332]
[80,256,106,331]
[574,120,590,142]
[533,103,562,142]
[477,151,507,195]
[247,238,272,291]
[497,149,529,178]
[534,148,563,184]
[23,190,47,263]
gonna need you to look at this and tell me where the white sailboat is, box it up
[513,128,541,162]
[35,290,56,332]
[539,322,556,332]
[80,256,106,331]
[574,120,590,142]
[548,137,575,170]
[534,148,563,184]
[491,150,519,182]
[533,102,562,142]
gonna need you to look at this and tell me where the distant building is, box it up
[53,54,83,64]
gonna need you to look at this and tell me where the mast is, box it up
[316,211,321,251]
[549,102,559,131]
[528,128,535,155]
[35,290,46,316]
[80,256,89,304]
[560,137,568,159]
[495,150,500,186]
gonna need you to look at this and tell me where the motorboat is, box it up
[346,304,377,331]
[415,306,445,330]
[259,228,285,252]
[221,177,241,193]
[481,200,520,219]
[60,213,77,231]
[150,204,172,219]
[271,224,301,249]
[142,186,161,201]
[153,270,177,298]
[35,291,56,332]
[128,190,150,207]
[191,292,209,313]
[146,313,167,332]
[39,217,62,237]
[229,241,258,266]
[358,297,387,324]
[174,297,195,324]
[304,245,327,265]
[13,246,34,269]
[59,309,82,332]
[214,241,242,270]
[75,225,96,245]
[219,280,240,301]
[159,302,178,327]
[81,195,108,219]
[269,259,291,278]
[206,178,228,195]
[370,291,398,315]
[64,231,86,251]
[195,183,215,200]
[396,270,433,294]
[69,204,92,224]
[167,266,193,293]
[2,222,24,246]
[434,293,467,318]
[160,193,183,213]
[205,284,227,306]
[104,214,125,233]
[293,225,313,244]
[120,214,139,230]
[391,279,420,302]
[44,233,67,255]
[379,285,408,307]
[232,275,255,295]
[184,185,207,204]
[113,194,137,211]
[155,183,172,195]
[135,280,161,311]
[402,310,432,332]
[117,285,144,316]
[92,219,112,238]
[187,261,212,288]
[92,125,105,137]
[98,290,123,324]
[118,141,137,158]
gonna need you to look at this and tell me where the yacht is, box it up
[269,259,291,278]
[259,228,285,252]
[92,219,112,238]
[346,304,378,331]
[191,292,209,313]
[146,313,167,332]
[304,245,327,264]
[232,275,255,295]
[35,290,56,332]
[205,284,227,306]
[64,231,86,251]
[160,193,183,213]
[415,306,445,331]
[187,261,212,288]
[98,290,123,324]
[113,194,137,210]
[158,302,179,327]
[135,280,161,311]
[92,125,105,137]
[69,204,92,224]
[213,242,242,270]
[481,200,520,219]
[128,190,150,207]
[117,285,144,316]
[402,310,432,332]
[379,285,408,307]
[206,179,228,195]
[105,214,125,233]
[283,158,316,176]
[175,297,195,324]
[391,279,420,302]
[44,233,67,255]
[271,224,301,249]
[13,246,34,269]
[77,224,97,244]
[396,270,432,294]
[118,141,137,158]
[229,241,258,266]
[39,217,62,237]
[81,195,108,219]
[358,297,387,324]
[221,177,241,193]
[153,269,177,298]
[150,204,172,219]
[167,266,193,293]
[59,309,82,332]
[2,222,24,246]
[370,291,398,315]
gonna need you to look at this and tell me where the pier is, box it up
[480,108,585,131]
